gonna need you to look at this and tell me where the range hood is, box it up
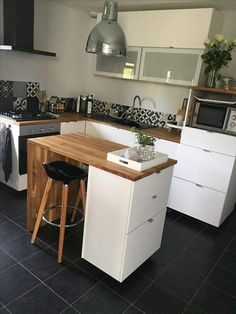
[0,0,56,57]
[86,0,126,57]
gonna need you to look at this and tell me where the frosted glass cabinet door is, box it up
[139,48,203,86]
[95,47,142,80]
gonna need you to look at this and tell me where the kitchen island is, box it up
[27,133,176,281]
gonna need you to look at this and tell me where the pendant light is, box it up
[86,0,126,57]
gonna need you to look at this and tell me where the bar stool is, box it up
[31,161,87,263]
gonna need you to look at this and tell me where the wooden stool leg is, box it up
[31,178,52,244]
[80,180,86,215]
[58,184,69,263]
[71,186,82,223]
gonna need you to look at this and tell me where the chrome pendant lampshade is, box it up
[86,0,126,57]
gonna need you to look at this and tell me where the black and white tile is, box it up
[92,99,176,127]
[0,81,13,98]
[26,82,40,97]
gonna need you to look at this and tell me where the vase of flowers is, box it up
[131,127,156,161]
[201,34,236,88]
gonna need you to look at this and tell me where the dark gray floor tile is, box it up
[135,282,187,314]
[45,264,97,303]
[192,283,236,314]
[156,264,203,302]
[165,208,182,225]
[0,264,40,305]
[217,216,236,236]
[75,258,106,280]
[102,271,151,303]
[0,248,17,272]
[218,249,236,274]
[206,265,236,298]
[12,214,27,230]
[153,238,184,265]
[174,248,214,279]
[197,226,234,247]
[1,233,47,262]
[0,221,27,246]
[0,200,26,219]
[188,236,225,263]
[61,306,79,314]
[7,284,68,314]
[0,214,7,225]
[125,305,144,314]
[137,253,167,280]
[183,303,206,314]
[228,238,236,254]
[73,282,130,314]
[51,229,83,262]
[0,307,11,313]
[22,247,67,281]
[36,224,60,245]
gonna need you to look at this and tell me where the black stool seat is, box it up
[43,161,87,184]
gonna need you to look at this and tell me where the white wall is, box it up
[219,10,236,78]
[0,0,91,97]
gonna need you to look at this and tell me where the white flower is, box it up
[204,38,211,46]
[215,34,224,42]
[224,39,229,45]
[232,39,236,46]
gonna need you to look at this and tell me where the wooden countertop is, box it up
[10,112,180,143]
[28,133,177,181]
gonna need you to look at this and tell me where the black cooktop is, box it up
[0,111,56,121]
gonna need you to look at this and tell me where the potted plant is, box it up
[201,34,236,88]
[131,127,156,161]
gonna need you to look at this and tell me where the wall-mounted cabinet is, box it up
[95,47,203,87]
[94,47,141,80]
[99,8,222,49]
[139,48,203,86]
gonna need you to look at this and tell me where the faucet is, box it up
[131,95,141,121]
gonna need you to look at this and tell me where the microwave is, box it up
[192,98,236,135]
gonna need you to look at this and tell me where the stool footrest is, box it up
[43,205,84,228]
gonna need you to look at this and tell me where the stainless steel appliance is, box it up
[192,97,236,135]
[78,95,89,114]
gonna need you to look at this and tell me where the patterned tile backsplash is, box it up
[0,80,176,127]
[92,99,176,127]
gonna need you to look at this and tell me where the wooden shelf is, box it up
[191,86,236,95]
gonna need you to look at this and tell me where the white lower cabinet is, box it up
[82,165,174,282]
[155,138,179,159]
[85,121,136,146]
[168,177,225,227]
[168,127,236,226]
[61,121,85,134]
[122,210,166,281]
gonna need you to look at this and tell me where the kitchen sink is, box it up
[113,118,155,129]
[90,114,155,129]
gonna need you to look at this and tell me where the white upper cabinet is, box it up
[118,12,146,47]
[143,9,213,48]
[139,47,203,86]
[117,8,222,49]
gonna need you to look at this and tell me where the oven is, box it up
[18,123,60,175]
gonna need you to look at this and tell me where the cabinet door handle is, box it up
[148,218,154,223]
[151,194,157,199]
[195,183,203,188]
[203,149,211,153]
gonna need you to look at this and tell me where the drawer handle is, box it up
[148,218,154,223]
[203,149,211,153]
[119,159,128,165]
[151,195,157,199]
[195,184,203,188]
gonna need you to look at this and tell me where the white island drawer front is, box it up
[121,210,166,281]
[168,177,225,226]
[181,127,236,156]
[131,166,174,206]
[174,144,234,192]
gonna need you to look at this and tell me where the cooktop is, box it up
[0,111,57,121]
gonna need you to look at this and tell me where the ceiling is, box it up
[57,0,236,13]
